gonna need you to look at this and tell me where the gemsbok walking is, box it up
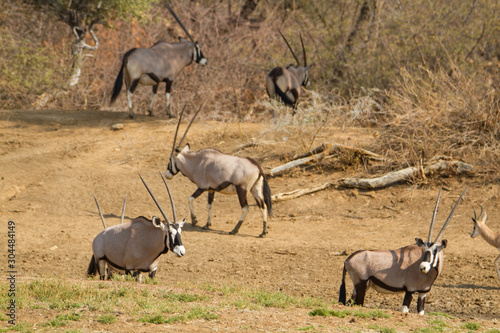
[265,31,312,113]
[164,106,272,237]
[339,187,467,315]
[110,3,207,119]
[471,206,500,279]
[87,174,186,282]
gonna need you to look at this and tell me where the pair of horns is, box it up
[472,205,484,222]
[139,173,178,226]
[93,194,127,229]
[170,103,204,156]
[428,186,468,243]
[279,30,307,67]
[165,2,195,43]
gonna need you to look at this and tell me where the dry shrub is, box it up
[369,65,500,179]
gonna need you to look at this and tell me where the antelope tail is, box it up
[87,255,97,276]
[274,82,296,108]
[111,48,137,104]
[262,175,273,218]
[339,265,347,305]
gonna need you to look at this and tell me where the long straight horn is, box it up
[300,33,307,66]
[165,2,195,42]
[160,172,177,223]
[120,194,127,224]
[171,104,188,155]
[138,174,172,226]
[434,186,468,242]
[428,186,442,242]
[279,30,300,66]
[93,195,107,229]
[176,103,204,149]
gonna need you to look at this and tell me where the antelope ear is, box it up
[440,239,447,248]
[178,37,188,42]
[152,216,164,229]
[415,238,425,247]
[181,144,190,153]
[178,217,186,228]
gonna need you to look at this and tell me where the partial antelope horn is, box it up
[138,173,172,226]
[165,2,195,42]
[160,172,177,224]
[120,194,127,224]
[171,104,188,155]
[176,103,204,149]
[428,186,442,242]
[93,195,107,229]
[300,33,307,67]
[434,186,468,243]
[279,30,300,66]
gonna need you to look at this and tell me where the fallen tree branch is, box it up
[338,159,474,189]
[267,153,327,177]
[272,182,334,202]
[293,143,386,162]
[270,159,474,202]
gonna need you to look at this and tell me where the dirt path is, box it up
[1,109,498,331]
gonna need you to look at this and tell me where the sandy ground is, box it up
[0,109,499,331]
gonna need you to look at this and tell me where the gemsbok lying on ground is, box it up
[339,186,467,315]
[265,31,312,113]
[164,106,272,237]
[87,174,185,282]
[110,3,206,119]
[471,206,500,279]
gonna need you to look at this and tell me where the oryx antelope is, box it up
[110,3,207,119]
[471,206,500,279]
[87,174,186,282]
[265,31,312,113]
[339,187,467,315]
[165,106,272,237]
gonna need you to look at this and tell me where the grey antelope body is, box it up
[110,3,206,119]
[339,187,467,315]
[165,107,272,237]
[88,174,186,282]
[266,32,311,113]
[471,207,500,279]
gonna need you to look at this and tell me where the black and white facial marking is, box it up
[193,42,207,65]
[153,216,185,257]
[168,220,186,257]
[416,238,447,273]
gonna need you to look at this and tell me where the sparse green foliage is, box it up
[97,314,116,324]
[462,322,481,331]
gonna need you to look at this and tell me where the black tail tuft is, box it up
[339,265,347,305]
[274,82,296,108]
[262,176,273,218]
[110,48,137,104]
[87,255,97,276]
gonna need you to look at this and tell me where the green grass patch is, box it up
[462,322,481,331]
[97,314,116,324]
[368,324,396,333]
[309,308,352,318]
[138,306,219,324]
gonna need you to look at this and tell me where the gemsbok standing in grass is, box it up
[87,174,186,282]
[265,31,312,114]
[471,206,500,279]
[110,3,207,119]
[164,106,272,237]
[339,187,468,315]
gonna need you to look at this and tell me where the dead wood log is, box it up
[270,159,474,202]
[338,159,474,189]
[267,153,327,177]
[272,182,334,202]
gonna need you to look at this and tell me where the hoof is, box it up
[167,113,175,119]
[229,229,238,235]
[128,114,136,119]
[202,224,210,230]
[258,233,267,238]
[191,218,198,226]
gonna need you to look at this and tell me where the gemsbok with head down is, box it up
[265,31,312,113]
[471,206,500,279]
[339,187,467,315]
[164,106,272,237]
[110,3,207,119]
[87,174,186,282]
